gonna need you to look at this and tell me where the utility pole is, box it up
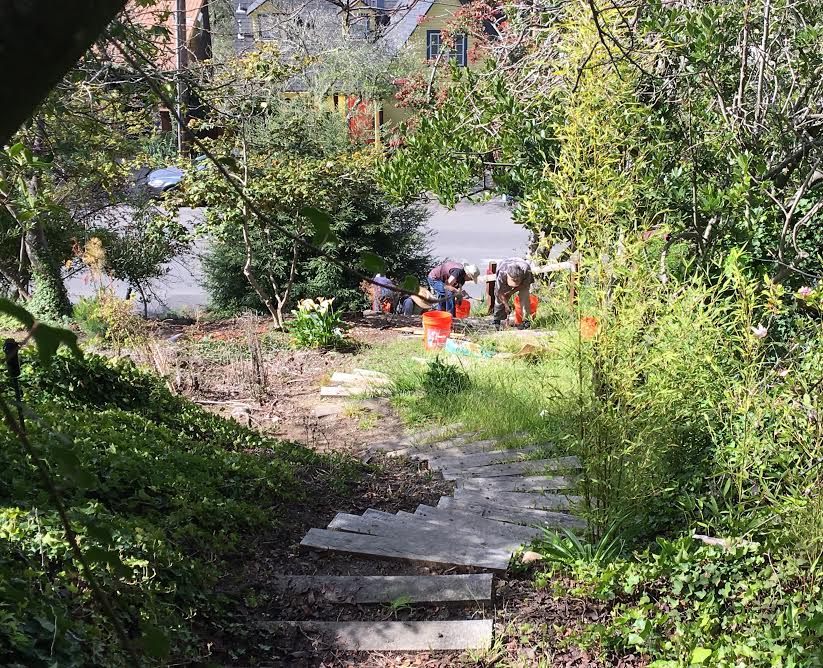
[176,0,189,155]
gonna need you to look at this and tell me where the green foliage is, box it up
[73,289,146,352]
[422,356,471,397]
[0,349,358,666]
[555,536,823,667]
[289,297,345,349]
[536,523,624,567]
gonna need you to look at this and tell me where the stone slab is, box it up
[271,573,493,604]
[300,528,511,571]
[262,620,494,651]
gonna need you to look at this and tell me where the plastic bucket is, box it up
[422,310,452,350]
[455,299,471,319]
[513,294,539,324]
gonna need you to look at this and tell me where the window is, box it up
[426,30,468,66]
[255,13,273,39]
[426,29,442,61]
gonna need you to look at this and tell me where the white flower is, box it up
[798,286,813,298]
[751,324,768,339]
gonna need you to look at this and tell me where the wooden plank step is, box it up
[453,489,583,512]
[457,475,575,493]
[260,620,494,651]
[300,528,511,571]
[406,423,465,445]
[426,446,541,471]
[391,509,533,545]
[320,386,367,397]
[441,456,581,480]
[330,371,392,386]
[438,497,587,530]
[271,574,493,604]
[388,435,485,459]
[329,512,521,552]
[409,505,541,543]
[351,368,391,380]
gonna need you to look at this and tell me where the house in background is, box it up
[234,0,481,143]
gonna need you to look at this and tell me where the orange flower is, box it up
[580,316,601,340]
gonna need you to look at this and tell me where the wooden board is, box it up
[330,372,392,387]
[328,512,521,552]
[261,620,494,651]
[425,446,541,472]
[438,497,587,530]
[441,455,581,480]
[351,368,391,380]
[457,475,575,493]
[410,505,541,543]
[386,434,483,459]
[271,573,493,604]
[300,528,511,571]
[320,386,366,397]
[453,489,583,512]
[406,423,465,445]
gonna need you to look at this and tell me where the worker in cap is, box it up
[400,286,438,315]
[426,261,480,317]
[493,258,534,329]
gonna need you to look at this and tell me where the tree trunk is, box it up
[25,222,72,320]
[240,218,280,326]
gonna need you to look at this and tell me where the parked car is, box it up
[134,156,208,199]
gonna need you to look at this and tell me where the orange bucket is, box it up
[580,316,601,340]
[513,294,539,324]
[455,299,471,319]
[422,310,452,350]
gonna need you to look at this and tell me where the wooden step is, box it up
[328,512,521,552]
[300,528,511,571]
[425,446,541,471]
[271,574,493,604]
[330,371,392,387]
[456,475,575,493]
[410,505,541,543]
[388,435,486,459]
[441,456,581,480]
[260,620,494,651]
[438,497,587,530]
[453,489,583,511]
[406,423,465,445]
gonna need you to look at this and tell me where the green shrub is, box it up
[0,349,359,665]
[289,297,345,349]
[553,536,823,667]
[422,356,471,397]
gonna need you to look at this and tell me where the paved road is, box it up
[66,200,531,313]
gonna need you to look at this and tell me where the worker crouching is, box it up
[494,258,534,329]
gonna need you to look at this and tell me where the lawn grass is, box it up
[355,323,581,454]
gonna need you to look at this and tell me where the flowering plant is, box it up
[289,297,345,349]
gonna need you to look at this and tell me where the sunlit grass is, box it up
[354,324,581,454]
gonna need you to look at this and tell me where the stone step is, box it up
[438,497,587,530]
[456,475,575,493]
[271,573,493,604]
[300,528,511,571]
[260,620,494,651]
[441,456,581,480]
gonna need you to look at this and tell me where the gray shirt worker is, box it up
[494,258,534,323]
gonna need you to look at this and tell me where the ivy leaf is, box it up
[0,298,34,329]
[361,252,386,275]
[690,647,712,664]
[31,324,82,366]
[303,207,338,246]
[141,623,171,659]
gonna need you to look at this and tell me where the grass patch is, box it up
[355,325,580,451]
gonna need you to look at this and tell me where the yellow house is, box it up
[236,0,480,143]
